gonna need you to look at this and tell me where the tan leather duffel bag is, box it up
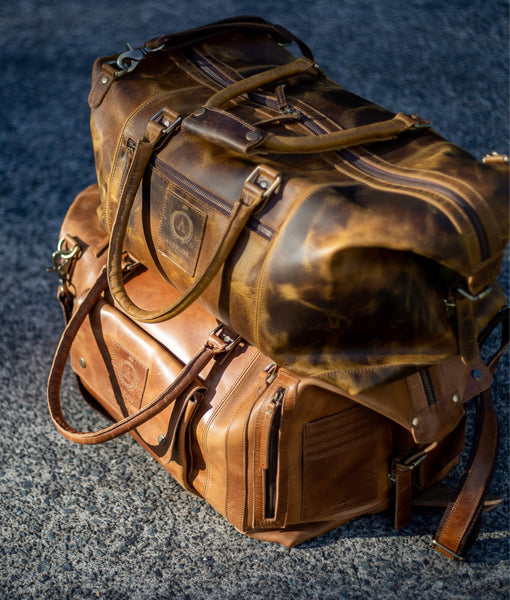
[88,17,509,395]
[48,185,508,560]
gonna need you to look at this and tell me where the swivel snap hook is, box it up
[115,43,164,77]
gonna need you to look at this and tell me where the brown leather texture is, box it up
[51,185,490,548]
[89,18,509,395]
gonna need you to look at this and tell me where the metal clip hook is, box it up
[47,239,81,290]
[115,43,164,77]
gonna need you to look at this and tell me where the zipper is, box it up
[126,138,275,240]
[264,387,285,519]
[185,48,491,262]
[419,369,437,406]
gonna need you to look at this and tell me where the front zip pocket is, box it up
[248,385,289,529]
[264,387,285,519]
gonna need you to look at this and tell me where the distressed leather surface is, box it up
[89,18,509,394]
[58,185,471,546]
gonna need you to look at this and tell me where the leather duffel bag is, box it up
[88,16,509,394]
[48,185,508,560]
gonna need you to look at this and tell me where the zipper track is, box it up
[419,370,437,406]
[264,387,284,519]
[186,48,490,262]
[128,138,275,240]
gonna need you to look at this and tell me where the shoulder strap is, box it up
[433,307,509,560]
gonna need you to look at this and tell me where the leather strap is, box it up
[189,57,426,155]
[107,111,281,322]
[144,16,314,59]
[204,56,315,109]
[432,307,509,560]
[47,267,232,445]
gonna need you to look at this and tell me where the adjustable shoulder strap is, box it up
[433,308,509,560]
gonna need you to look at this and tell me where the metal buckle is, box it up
[150,110,183,135]
[210,323,242,352]
[246,166,282,199]
[432,540,466,562]
[389,453,428,484]
[456,286,492,302]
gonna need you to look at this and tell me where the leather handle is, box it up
[145,16,314,59]
[47,268,229,445]
[107,109,280,323]
[187,57,427,155]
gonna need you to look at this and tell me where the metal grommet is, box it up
[246,130,262,142]
[471,369,484,381]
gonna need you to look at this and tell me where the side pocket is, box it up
[301,405,392,521]
[248,385,291,529]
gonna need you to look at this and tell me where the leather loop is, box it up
[47,268,227,445]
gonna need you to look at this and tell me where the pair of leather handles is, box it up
[108,56,425,324]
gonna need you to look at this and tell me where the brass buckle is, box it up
[210,323,242,352]
[246,166,282,199]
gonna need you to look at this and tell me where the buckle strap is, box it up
[432,307,508,560]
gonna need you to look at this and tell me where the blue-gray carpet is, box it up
[0,1,508,598]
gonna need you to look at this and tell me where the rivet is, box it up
[411,417,420,427]
[192,107,207,117]
[452,393,460,403]
[246,130,262,142]
[78,357,86,368]
[258,179,269,189]
[100,75,109,85]
[471,369,483,381]
[157,434,166,446]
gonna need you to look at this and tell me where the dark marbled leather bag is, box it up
[88,17,508,396]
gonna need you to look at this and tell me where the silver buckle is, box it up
[150,110,183,135]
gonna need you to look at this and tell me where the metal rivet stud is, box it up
[246,130,262,142]
[192,107,207,117]
[101,75,109,85]
[452,393,460,403]
[471,369,483,381]
[157,434,166,446]
[79,357,86,368]
[411,417,420,427]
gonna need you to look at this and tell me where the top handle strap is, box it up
[144,16,314,59]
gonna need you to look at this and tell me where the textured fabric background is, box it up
[0,1,508,599]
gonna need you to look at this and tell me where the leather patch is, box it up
[112,343,149,411]
[157,188,207,276]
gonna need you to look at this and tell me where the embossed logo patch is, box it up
[158,189,206,276]
[112,344,148,411]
